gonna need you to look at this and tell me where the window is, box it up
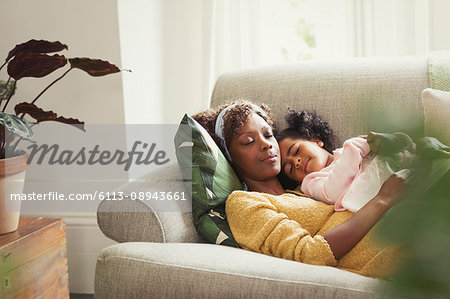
[260,0,343,63]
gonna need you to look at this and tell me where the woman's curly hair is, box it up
[276,108,335,190]
[192,100,276,164]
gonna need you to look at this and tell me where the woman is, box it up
[193,100,405,278]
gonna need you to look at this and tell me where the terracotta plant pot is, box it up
[0,152,29,235]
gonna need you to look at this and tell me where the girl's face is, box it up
[279,137,333,183]
[229,112,280,182]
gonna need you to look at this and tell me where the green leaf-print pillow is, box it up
[174,114,242,247]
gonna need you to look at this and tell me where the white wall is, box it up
[118,0,207,125]
[0,0,125,124]
[117,0,164,124]
[0,0,124,294]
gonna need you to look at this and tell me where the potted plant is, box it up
[0,39,121,234]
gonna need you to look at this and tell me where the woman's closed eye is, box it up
[240,129,272,145]
[264,128,274,139]
[241,137,254,145]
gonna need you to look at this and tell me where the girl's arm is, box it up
[302,137,370,204]
[322,172,405,259]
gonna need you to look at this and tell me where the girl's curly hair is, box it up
[276,108,335,152]
[192,100,276,165]
[276,109,335,190]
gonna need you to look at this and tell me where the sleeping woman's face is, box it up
[228,112,281,182]
[278,137,334,183]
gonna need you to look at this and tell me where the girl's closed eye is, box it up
[283,162,293,175]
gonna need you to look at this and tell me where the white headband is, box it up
[214,103,267,162]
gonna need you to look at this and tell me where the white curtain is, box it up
[349,0,429,57]
[202,0,431,106]
[203,0,263,106]
[118,0,448,123]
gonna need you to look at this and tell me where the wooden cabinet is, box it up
[0,217,69,298]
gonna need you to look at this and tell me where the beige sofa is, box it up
[95,56,430,298]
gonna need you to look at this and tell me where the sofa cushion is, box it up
[211,56,428,146]
[95,242,394,299]
[428,51,450,92]
[174,114,242,247]
[422,88,450,145]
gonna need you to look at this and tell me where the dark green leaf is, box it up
[5,39,68,62]
[7,53,67,80]
[69,58,120,76]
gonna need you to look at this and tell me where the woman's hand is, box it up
[323,170,410,260]
[376,170,410,207]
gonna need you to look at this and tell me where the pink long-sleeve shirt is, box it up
[300,137,371,211]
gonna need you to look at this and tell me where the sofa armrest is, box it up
[97,162,203,243]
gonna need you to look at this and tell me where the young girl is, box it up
[276,109,450,212]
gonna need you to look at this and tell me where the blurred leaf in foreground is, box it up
[376,129,450,297]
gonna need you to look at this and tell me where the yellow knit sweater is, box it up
[225,190,398,278]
